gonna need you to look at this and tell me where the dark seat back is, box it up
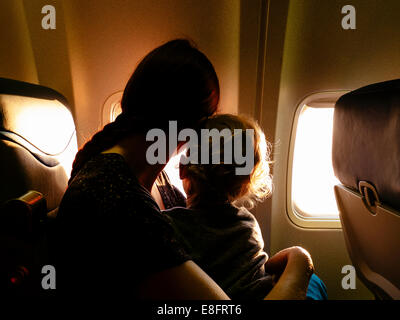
[0,78,77,295]
[333,79,400,299]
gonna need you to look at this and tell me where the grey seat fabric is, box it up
[0,78,77,212]
[333,79,400,211]
[0,78,77,294]
[332,79,400,299]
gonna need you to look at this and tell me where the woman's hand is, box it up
[265,246,314,278]
[263,246,314,300]
[137,247,314,300]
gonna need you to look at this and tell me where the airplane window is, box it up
[102,91,123,126]
[291,105,340,220]
[110,101,122,122]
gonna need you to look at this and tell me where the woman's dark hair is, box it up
[70,39,220,182]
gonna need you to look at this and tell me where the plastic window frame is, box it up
[286,90,350,229]
[102,91,123,126]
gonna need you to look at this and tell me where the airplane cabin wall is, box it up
[1,0,248,147]
[0,1,38,84]
[62,0,244,145]
[267,0,400,299]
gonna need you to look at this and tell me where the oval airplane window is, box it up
[287,91,349,228]
[102,91,123,126]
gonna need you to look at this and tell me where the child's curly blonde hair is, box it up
[183,114,272,209]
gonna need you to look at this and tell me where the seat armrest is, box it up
[0,191,47,238]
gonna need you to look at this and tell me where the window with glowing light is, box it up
[290,105,340,222]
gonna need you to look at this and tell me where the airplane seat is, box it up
[0,78,78,294]
[332,79,400,300]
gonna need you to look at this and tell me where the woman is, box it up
[52,39,313,299]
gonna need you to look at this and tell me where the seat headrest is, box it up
[332,79,400,210]
[0,78,75,157]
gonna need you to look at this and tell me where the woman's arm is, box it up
[137,260,230,299]
[137,247,313,300]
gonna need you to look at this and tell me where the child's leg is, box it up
[306,273,328,300]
